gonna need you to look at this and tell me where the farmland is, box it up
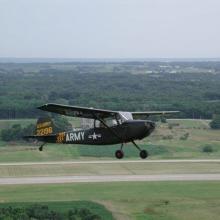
[0,118,220,219]
[0,181,220,220]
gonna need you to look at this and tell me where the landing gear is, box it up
[115,150,124,159]
[132,141,149,159]
[115,143,124,159]
[39,143,45,151]
[139,150,148,159]
[115,142,148,159]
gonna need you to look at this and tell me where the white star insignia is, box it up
[88,132,101,140]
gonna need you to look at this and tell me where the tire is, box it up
[115,150,124,159]
[139,150,148,159]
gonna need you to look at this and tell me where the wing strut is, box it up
[92,113,124,144]
[131,140,141,151]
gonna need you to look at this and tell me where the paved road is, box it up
[1,160,220,185]
[0,174,220,185]
[0,159,220,166]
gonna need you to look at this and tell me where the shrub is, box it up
[180,132,189,140]
[1,124,35,142]
[168,124,173,129]
[162,135,173,140]
[160,117,167,123]
[210,114,220,129]
[202,145,213,153]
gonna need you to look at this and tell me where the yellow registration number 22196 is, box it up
[36,127,53,136]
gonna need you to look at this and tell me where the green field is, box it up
[0,182,220,220]
[0,118,220,162]
[0,119,220,220]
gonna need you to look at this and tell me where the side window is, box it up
[104,118,115,127]
[94,118,119,128]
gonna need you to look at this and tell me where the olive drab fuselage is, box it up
[43,120,155,145]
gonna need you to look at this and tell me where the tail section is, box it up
[35,117,54,136]
[23,117,69,151]
[23,117,56,143]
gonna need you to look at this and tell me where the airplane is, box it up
[24,103,179,159]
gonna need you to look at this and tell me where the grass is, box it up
[167,119,210,129]
[0,181,220,219]
[0,118,220,161]
[0,144,79,162]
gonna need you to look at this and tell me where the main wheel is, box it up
[115,150,124,159]
[139,150,148,159]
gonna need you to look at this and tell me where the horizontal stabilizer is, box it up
[23,134,56,142]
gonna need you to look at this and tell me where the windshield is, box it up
[119,112,133,122]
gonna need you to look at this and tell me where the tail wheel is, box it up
[140,150,148,159]
[39,143,45,151]
[115,150,124,159]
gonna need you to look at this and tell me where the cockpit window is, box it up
[96,118,118,128]
[81,112,132,129]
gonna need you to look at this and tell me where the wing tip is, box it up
[37,105,46,110]
[37,103,51,110]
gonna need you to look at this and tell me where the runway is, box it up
[0,159,220,166]
[0,174,220,185]
[0,159,219,185]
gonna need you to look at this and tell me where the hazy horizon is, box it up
[1,57,220,63]
[1,0,220,58]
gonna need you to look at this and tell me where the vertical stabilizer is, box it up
[35,117,54,136]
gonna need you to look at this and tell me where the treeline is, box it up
[0,62,220,119]
[0,205,101,220]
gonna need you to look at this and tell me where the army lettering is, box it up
[66,132,84,142]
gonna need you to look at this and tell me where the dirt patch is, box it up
[96,200,131,220]
[144,207,157,214]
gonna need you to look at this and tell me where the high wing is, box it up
[38,103,118,119]
[38,103,179,120]
[131,111,179,119]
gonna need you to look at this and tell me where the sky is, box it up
[0,0,220,58]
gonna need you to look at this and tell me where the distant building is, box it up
[170,70,177,74]
[145,70,153,74]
